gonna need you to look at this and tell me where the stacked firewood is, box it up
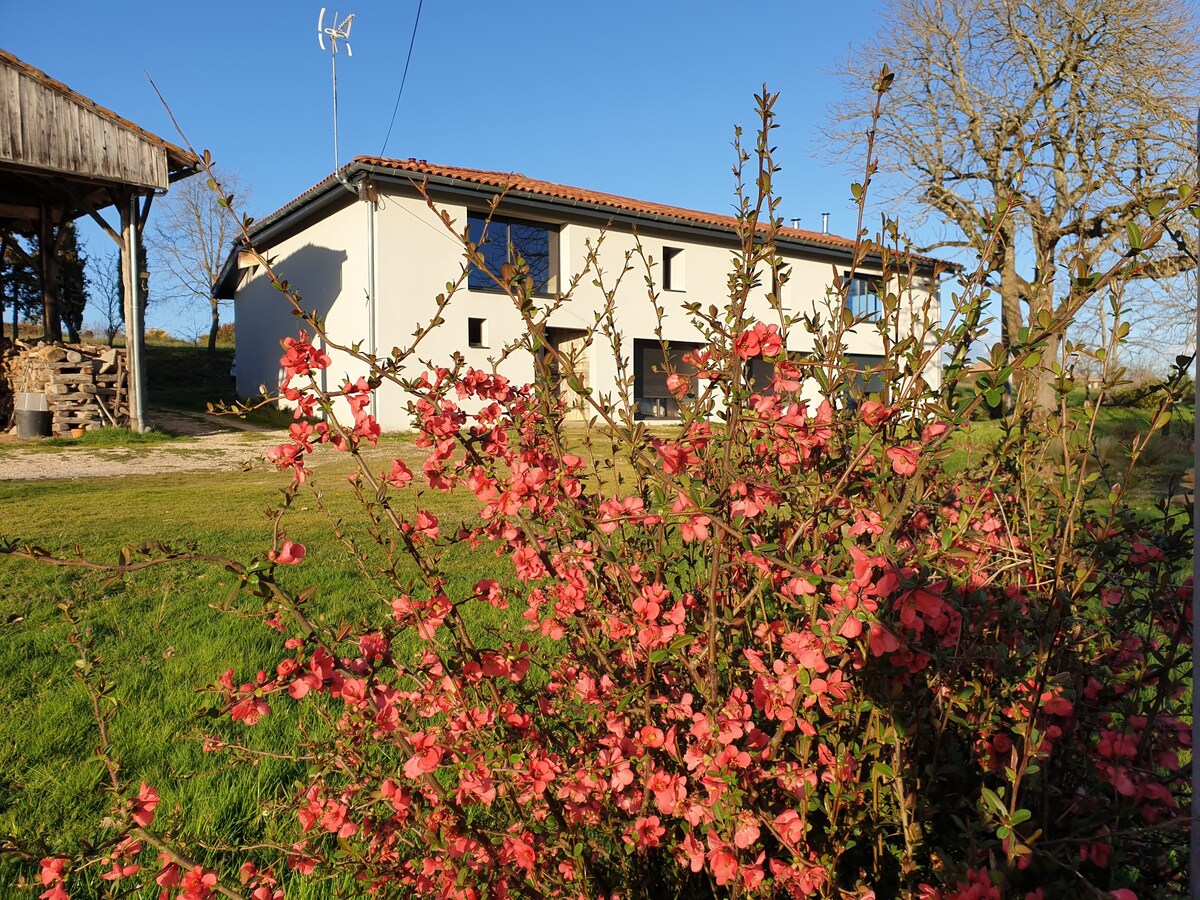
[3,341,128,433]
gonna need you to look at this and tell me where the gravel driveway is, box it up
[0,411,287,481]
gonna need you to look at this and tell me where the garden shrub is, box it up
[5,87,1197,899]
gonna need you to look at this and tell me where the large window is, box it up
[467,212,556,295]
[843,272,882,321]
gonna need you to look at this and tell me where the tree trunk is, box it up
[0,233,8,341]
[39,212,62,343]
[1034,330,1062,412]
[208,300,219,353]
[999,232,1023,415]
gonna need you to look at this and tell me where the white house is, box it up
[215,157,951,430]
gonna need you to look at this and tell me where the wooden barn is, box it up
[0,48,198,431]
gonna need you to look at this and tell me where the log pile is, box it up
[2,340,128,434]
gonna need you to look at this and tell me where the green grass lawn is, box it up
[0,441,518,894]
[941,403,1194,498]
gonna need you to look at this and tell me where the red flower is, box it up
[131,782,160,827]
[859,400,896,427]
[734,322,784,360]
[886,445,920,476]
[631,815,665,848]
[270,540,306,565]
[384,459,414,488]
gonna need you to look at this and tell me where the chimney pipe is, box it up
[821,212,830,235]
[790,217,800,229]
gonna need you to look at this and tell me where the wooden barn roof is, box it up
[0,49,199,231]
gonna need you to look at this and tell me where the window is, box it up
[468,317,487,348]
[467,212,556,294]
[633,339,702,420]
[843,272,882,321]
[748,358,775,391]
[847,354,886,397]
[771,268,783,303]
[662,246,685,291]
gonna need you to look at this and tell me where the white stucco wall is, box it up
[235,194,371,425]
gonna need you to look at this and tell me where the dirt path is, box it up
[0,411,288,481]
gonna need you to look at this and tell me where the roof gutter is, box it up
[214,159,959,297]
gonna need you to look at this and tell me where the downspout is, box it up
[366,182,378,421]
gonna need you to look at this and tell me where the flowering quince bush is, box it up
[5,88,1199,899]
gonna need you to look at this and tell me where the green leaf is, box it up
[981,787,1006,817]
[1126,221,1143,250]
[1010,808,1032,826]
[872,762,895,780]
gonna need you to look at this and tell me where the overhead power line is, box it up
[379,0,424,159]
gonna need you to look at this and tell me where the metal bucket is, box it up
[15,408,52,439]
[14,391,52,439]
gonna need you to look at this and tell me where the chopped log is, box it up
[50,373,99,385]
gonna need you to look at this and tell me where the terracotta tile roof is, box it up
[248,156,955,271]
[355,156,862,251]
[0,49,199,175]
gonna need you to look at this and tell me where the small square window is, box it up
[468,317,488,348]
[663,247,685,291]
[771,265,788,303]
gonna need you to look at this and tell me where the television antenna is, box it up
[317,8,356,175]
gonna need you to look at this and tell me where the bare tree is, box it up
[89,251,124,346]
[1071,269,1197,374]
[149,173,248,352]
[829,0,1198,409]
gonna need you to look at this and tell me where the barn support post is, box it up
[119,192,147,432]
[38,201,62,343]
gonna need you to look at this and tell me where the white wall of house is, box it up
[235,195,370,423]
[234,180,942,432]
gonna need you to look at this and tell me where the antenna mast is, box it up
[318,8,356,175]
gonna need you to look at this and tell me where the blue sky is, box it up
[4,0,918,335]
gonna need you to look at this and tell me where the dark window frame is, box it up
[843,271,882,322]
[467,212,557,296]
[662,246,685,292]
[467,317,487,349]
[632,338,703,420]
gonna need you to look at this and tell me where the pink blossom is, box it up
[131,782,160,827]
[886,444,920,476]
[270,540,306,565]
